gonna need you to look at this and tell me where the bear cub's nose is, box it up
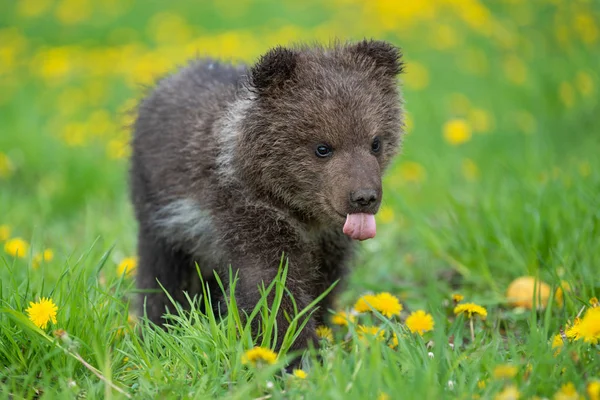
[349,189,379,210]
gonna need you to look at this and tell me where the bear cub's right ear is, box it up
[348,39,404,78]
[250,46,298,96]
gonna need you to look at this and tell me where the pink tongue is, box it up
[343,213,377,241]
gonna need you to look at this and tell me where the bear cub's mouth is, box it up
[343,213,377,241]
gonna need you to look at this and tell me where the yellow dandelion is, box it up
[398,161,426,184]
[292,369,307,379]
[554,382,579,400]
[331,311,355,326]
[477,380,487,389]
[554,281,572,308]
[316,325,333,342]
[26,297,58,329]
[0,224,10,241]
[575,71,595,97]
[493,364,518,379]
[454,303,487,320]
[4,237,29,258]
[241,346,277,366]
[495,385,520,400]
[0,152,15,179]
[354,294,379,313]
[377,205,395,224]
[452,294,465,303]
[374,292,402,318]
[590,297,599,308]
[577,306,600,344]
[32,248,54,269]
[467,108,493,134]
[117,257,137,277]
[443,119,472,145]
[378,392,390,400]
[588,381,600,400]
[389,332,399,349]
[565,317,582,341]
[551,334,564,350]
[357,325,385,342]
[404,61,429,91]
[405,310,434,335]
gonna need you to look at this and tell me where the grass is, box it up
[1,0,599,398]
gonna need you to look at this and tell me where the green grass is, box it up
[1,0,599,398]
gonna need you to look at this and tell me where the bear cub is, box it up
[130,40,405,350]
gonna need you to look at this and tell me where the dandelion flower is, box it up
[117,257,137,277]
[506,276,551,310]
[405,310,434,335]
[551,334,564,350]
[477,380,487,389]
[32,248,54,269]
[565,317,582,341]
[443,119,472,145]
[452,294,464,303]
[577,307,600,344]
[4,237,29,258]
[454,303,487,320]
[0,224,10,241]
[554,382,579,400]
[354,294,379,313]
[494,385,520,400]
[493,364,518,379]
[378,392,390,400]
[587,381,600,400]
[241,347,277,366]
[331,311,355,326]
[26,297,58,329]
[292,369,307,379]
[315,325,333,342]
[590,297,599,308]
[388,332,399,349]
[357,325,385,342]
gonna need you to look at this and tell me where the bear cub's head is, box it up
[237,40,404,240]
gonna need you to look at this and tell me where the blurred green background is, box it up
[1,0,599,302]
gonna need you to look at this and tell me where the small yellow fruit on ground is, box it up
[506,276,551,309]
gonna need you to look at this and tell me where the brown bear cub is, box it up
[130,40,405,350]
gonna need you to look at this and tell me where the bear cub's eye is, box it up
[371,137,381,153]
[315,144,333,158]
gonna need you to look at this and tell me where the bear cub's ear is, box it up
[250,46,298,95]
[348,39,404,77]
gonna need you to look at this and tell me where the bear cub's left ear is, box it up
[348,39,404,77]
[250,46,298,95]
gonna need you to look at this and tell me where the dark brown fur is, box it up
[130,40,405,351]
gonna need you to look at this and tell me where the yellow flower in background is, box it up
[588,381,600,400]
[443,119,472,145]
[354,294,379,313]
[577,307,600,344]
[461,159,480,182]
[55,0,92,24]
[559,82,575,108]
[494,385,520,400]
[551,334,564,350]
[117,257,137,277]
[430,23,459,50]
[374,292,403,318]
[61,123,86,147]
[503,55,527,85]
[32,249,54,269]
[148,12,193,45]
[493,364,518,379]
[403,112,414,134]
[565,317,582,340]
[575,71,595,97]
[0,152,15,179]
[377,392,390,400]
[241,346,277,366]
[452,294,464,303]
[554,280,572,307]
[331,311,355,326]
[26,297,58,329]
[404,61,429,91]
[590,297,599,308]
[316,325,333,342]
[467,108,494,133]
[574,14,599,45]
[389,332,399,349]
[4,237,29,258]
[354,292,402,318]
[554,382,579,400]
[0,225,10,241]
[399,161,426,184]
[107,139,131,160]
[477,380,486,389]
[357,325,385,342]
[377,206,394,224]
[454,303,487,320]
[292,369,307,379]
[17,0,52,18]
[405,310,434,335]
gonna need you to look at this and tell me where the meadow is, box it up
[1,0,599,398]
